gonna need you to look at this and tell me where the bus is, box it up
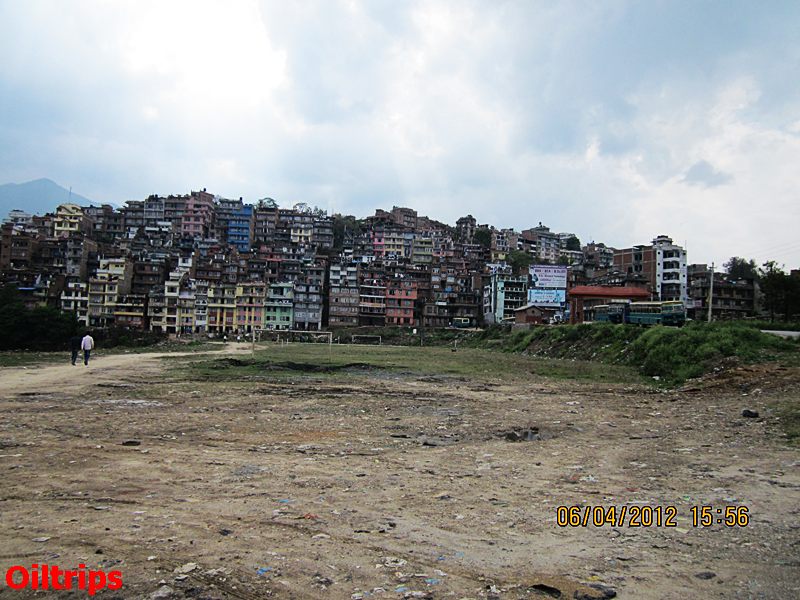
[590,301,686,326]
[591,302,629,324]
[627,301,686,326]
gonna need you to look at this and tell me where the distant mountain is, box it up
[0,178,98,218]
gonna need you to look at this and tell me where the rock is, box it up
[382,556,407,568]
[502,427,541,442]
[32,537,51,543]
[527,583,562,597]
[121,439,141,446]
[149,585,174,599]
[174,562,198,574]
[694,571,716,580]
[575,583,617,599]
[741,409,759,418]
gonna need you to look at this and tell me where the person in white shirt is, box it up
[80,332,95,366]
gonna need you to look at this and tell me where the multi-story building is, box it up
[521,224,559,264]
[121,200,145,233]
[359,263,386,326]
[234,282,266,333]
[227,204,254,252]
[0,223,38,270]
[60,281,90,326]
[87,258,133,327]
[182,189,215,239]
[312,217,334,250]
[114,295,148,329]
[264,282,294,330]
[483,273,528,324]
[254,204,278,245]
[390,206,418,230]
[385,276,417,326]
[163,195,187,230]
[132,258,170,295]
[206,282,236,334]
[293,262,325,330]
[688,264,756,320]
[456,215,477,244]
[613,235,688,303]
[328,263,359,327]
[64,237,97,280]
[143,196,166,228]
[54,204,90,238]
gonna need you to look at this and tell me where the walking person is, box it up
[69,333,81,366]
[81,331,95,366]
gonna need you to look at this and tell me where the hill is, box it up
[0,178,97,218]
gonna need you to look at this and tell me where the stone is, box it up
[694,571,716,580]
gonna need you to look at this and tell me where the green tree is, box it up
[758,261,799,322]
[256,197,278,209]
[473,227,492,249]
[724,256,759,280]
[565,236,581,251]
[0,286,79,350]
[332,214,363,250]
[506,250,533,274]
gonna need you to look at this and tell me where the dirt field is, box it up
[0,343,798,599]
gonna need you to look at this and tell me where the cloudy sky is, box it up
[1,0,799,267]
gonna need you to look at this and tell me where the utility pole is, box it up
[707,262,715,323]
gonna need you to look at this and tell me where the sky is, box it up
[1,0,799,268]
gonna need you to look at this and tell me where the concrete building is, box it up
[521,224,560,263]
[206,282,236,334]
[328,263,360,327]
[54,204,90,238]
[687,264,756,320]
[0,223,38,270]
[182,190,215,238]
[264,282,294,330]
[613,235,688,303]
[60,281,89,326]
[234,282,266,333]
[483,273,528,324]
[385,275,418,326]
[359,263,387,326]
[87,258,133,327]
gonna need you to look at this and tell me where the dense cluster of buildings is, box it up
[0,188,760,334]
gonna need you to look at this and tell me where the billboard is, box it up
[528,289,566,306]
[529,265,567,288]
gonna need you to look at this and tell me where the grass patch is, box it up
[772,398,800,446]
[0,351,68,367]
[468,322,799,385]
[177,343,644,385]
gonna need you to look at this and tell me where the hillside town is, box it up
[0,190,760,334]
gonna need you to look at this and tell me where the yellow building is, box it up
[207,283,236,334]
[234,283,267,333]
[88,258,133,327]
[54,203,90,238]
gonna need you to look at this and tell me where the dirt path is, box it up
[0,344,252,395]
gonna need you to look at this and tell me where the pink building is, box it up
[386,278,418,326]
[181,190,215,238]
